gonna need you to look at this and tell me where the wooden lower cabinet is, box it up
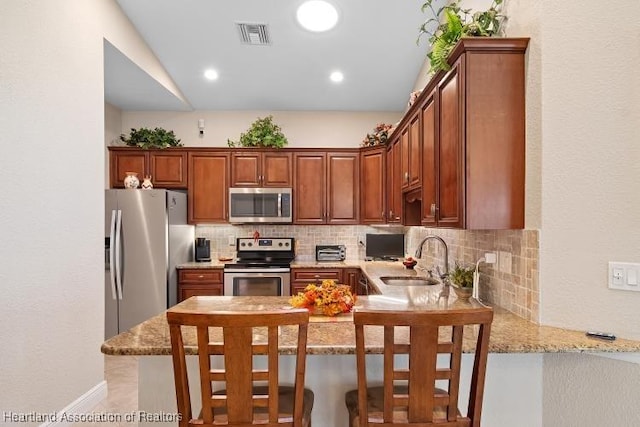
[178,269,223,302]
[291,268,343,295]
[343,268,361,295]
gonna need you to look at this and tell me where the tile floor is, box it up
[73,356,138,426]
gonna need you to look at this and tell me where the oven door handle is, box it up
[224,268,291,274]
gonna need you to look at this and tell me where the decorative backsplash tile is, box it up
[196,224,405,262]
[197,224,539,323]
[405,227,540,323]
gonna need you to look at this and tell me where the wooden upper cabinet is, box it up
[109,149,147,188]
[416,37,528,229]
[293,151,359,225]
[230,151,292,187]
[436,60,464,229]
[421,89,437,227]
[386,138,402,223]
[360,146,386,224]
[399,112,421,192]
[109,148,187,189]
[149,150,187,188]
[188,152,229,224]
[327,152,359,224]
[293,152,326,224]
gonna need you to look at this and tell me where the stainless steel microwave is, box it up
[228,187,292,223]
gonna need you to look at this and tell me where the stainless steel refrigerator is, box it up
[104,189,194,339]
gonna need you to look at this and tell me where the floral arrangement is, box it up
[361,123,394,147]
[289,280,356,316]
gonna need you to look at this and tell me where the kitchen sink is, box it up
[379,276,440,287]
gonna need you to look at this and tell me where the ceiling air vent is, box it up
[236,22,271,45]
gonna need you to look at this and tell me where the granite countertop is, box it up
[109,260,640,356]
[102,292,640,356]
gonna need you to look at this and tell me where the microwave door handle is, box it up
[114,209,123,300]
[108,209,117,300]
[277,193,282,217]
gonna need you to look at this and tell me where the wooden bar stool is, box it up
[345,307,493,427]
[168,309,314,427]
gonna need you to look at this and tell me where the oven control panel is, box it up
[237,237,294,251]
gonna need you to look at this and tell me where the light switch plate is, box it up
[608,262,640,292]
[228,235,235,246]
[498,251,512,274]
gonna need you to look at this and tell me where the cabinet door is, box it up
[437,60,464,228]
[110,151,148,188]
[149,150,187,188]
[343,268,361,295]
[421,90,437,226]
[188,152,229,223]
[360,146,386,224]
[388,138,403,223]
[231,153,261,187]
[262,152,292,187]
[400,125,410,190]
[293,153,326,224]
[408,112,422,189]
[327,152,359,224]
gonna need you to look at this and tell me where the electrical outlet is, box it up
[608,262,640,292]
[228,235,235,246]
[484,252,497,264]
[498,251,512,274]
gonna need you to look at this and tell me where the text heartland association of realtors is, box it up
[2,410,181,423]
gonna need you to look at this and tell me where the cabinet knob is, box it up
[198,275,204,279]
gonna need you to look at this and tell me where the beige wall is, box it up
[105,102,122,188]
[0,0,177,419]
[119,110,403,148]
[505,0,640,339]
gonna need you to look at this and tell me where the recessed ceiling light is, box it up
[329,71,344,83]
[204,69,219,80]
[296,1,339,32]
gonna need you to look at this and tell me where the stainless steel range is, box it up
[223,237,295,296]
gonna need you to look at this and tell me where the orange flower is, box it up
[289,280,356,316]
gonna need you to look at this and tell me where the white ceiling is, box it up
[106,0,441,112]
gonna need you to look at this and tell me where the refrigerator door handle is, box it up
[114,209,123,300]
[108,209,117,300]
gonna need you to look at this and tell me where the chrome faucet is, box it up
[414,236,450,295]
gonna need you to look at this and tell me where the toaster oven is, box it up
[315,245,346,262]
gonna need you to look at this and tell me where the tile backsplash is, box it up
[196,225,405,262]
[197,224,540,323]
[406,227,539,323]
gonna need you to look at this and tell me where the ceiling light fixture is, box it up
[329,71,344,83]
[204,69,219,80]
[296,0,339,32]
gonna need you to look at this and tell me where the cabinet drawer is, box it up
[179,284,223,302]
[292,269,343,283]
[178,269,223,283]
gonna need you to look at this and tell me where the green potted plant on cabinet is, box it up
[227,115,289,148]
[119,127,182,149]
[418,0,505,74]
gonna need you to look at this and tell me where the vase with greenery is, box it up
[227,115,288,148]
[448,261,475,300]
[120,127,182,149]
[418,0,505,74]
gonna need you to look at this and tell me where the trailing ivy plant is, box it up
[418,0,505,74]
[120,127,182,149]
[227,115,289,148]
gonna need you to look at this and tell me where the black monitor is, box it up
[365,234,405,260]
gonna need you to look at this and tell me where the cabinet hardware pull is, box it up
[198,275,204,278]
[389,210,393,218]
[430,203,436,216]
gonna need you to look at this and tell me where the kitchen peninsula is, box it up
[102,262,640,427]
